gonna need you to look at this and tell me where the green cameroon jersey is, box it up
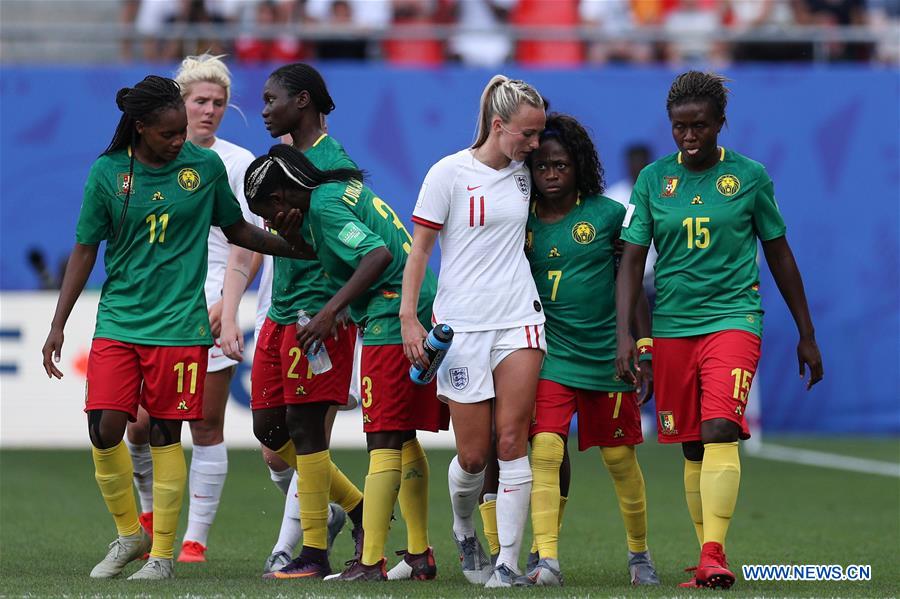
[526,195,632,392]
[267,135,356,324]
[76,143,243,345]
[620,147,787,338]
[304,178,438,345]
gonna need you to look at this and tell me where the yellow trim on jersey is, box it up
[312,133,328,148]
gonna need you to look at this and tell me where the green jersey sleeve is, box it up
[75,159,114,245]
[752,171,787,241]
[310,187,387,269]
[208,157,243,229]
[620,169,653,247]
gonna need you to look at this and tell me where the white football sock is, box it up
[183,442,228,546]
[272,471,302,555]
[125,438,154,513]
[496,456,532,573]
[448,455,485,540]
[269,464,294,496]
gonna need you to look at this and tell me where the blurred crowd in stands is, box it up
[121,0,898,65]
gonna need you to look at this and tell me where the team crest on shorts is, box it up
[659,411,678,435]
[661,176,679,197]
[514,174,530,199]
[716,174,740,196]
[449,367,469,390]
[178,168,201,191]
[572,221,596,244]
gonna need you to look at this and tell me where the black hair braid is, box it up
[102,75,183,240]
[666,71,730,121]
[244,144,363,206]
[535,113,605,197]
[268,63,335,115]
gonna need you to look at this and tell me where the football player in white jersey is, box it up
[124,54,256,564]
[400,75,546,588]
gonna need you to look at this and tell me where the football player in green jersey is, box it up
[616,71,824,589]
[517,113,659,586]
[244,144,448,582]
[251,62,367,579]
[41,75,309,581]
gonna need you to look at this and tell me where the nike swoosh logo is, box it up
[502,487,520,493]
[193,494,213,499]
[467,185,482,191]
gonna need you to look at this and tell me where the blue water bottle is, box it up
[409,324,454,385]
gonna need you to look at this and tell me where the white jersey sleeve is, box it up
[412,156,458,229]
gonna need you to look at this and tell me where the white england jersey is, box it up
[412,149,545,332]
[204,137,256,307]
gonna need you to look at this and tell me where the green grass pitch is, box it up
[1,439,897,597]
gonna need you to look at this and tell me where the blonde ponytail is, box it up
[472,75,544,148]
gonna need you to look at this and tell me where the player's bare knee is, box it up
[87,410,128,449]
[149,417,182,447]
[189,418,223,446]
[682,441,704,461]
[366,430,404,452]
[495,428,529,462]
[456,449,487,473]
[701,418,740,444]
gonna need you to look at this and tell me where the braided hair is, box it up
[244,144,363,206]
[533,113,605,197]
[666,71,730,122]
[267,63,335,115]
[101,76,183,240]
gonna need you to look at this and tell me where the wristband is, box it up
[636,337,653,362]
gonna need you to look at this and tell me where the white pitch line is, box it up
[747,443,900,478]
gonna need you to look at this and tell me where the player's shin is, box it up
[601,445,648,553]
[399,438,430,554]
[700,442,741,545]
[496,455,532,571]
[684,458,704,546]
[530,433,564,560]
[93,441,141,537]
[149,443,187,559]
[361,449,402,565]
[297,450,332,552]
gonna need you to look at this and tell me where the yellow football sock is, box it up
[530,432,565,560]
[700,442,741,547]
[684,458,704,547]
[92,442,141,537]
[330,461,363,513]
[601,445,648,553]
[150,443,186,559]
[398,439,430,554]
[361,448,401,565]
[274,440,295,470]
[530,494,567,554]
[297,450,332,550]
[479,498,499,556]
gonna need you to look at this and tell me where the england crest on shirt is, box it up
[514,174,530,199]
[449,367,469,390]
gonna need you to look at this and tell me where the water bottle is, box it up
[409,324,454,385]
[296,310,332,375]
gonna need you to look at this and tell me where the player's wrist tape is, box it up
[636,337,653,361]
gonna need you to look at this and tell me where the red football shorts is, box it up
[360,344,450,433]
[530,379,643,451]
[84,338,207,421]
[654,329,761,443]
[250,317,355,410]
